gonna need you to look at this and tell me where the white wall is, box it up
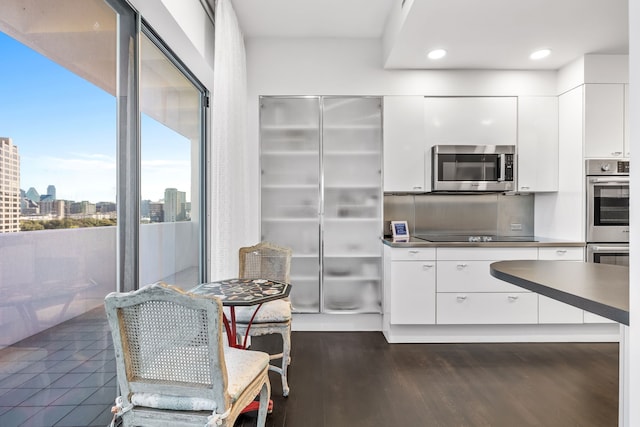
[628,1,639,424]
[245,37,558,240]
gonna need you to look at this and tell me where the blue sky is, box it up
[0,32,192,203]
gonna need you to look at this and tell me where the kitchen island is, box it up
[489,260,629,427]
[490,260,628,324]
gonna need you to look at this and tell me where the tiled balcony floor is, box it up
[0,307,115,427]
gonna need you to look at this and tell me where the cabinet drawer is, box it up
[538,247,584,261]
[437,260,530,293]
[437,247,538,261]
[538,295,583,324]
[436,293,538,324]
[390,247,436,261]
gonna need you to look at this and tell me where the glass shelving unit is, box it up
[260,96,382,314]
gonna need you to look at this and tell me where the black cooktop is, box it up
[416,234,537,243]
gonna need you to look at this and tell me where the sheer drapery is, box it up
[210,0,249,278]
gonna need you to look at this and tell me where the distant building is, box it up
[96,201,116,213]
[149,201,164,223]
[140,199,151,219]
[70,201,96,216]
[46,185,56,200]
[164,188,187,222]
[25,186,40,203]
[0,137,20,232]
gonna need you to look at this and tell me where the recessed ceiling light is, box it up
[427,49,447,60]
[530,49,551,60]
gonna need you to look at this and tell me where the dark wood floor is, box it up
[236,332,618,427]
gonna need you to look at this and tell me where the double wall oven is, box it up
[586,159,630,266]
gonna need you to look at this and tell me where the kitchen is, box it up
[232,0,637,424]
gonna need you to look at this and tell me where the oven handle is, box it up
[589,177,630,184]
[589,245,630,253]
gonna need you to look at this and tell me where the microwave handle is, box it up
[498,154,506,182]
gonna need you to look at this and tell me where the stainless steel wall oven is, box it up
[586,159,629,266]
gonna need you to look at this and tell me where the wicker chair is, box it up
[234,242,293,396]
[105,283,271,427]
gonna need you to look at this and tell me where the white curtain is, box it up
[210,0,250,279]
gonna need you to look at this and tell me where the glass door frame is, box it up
[114,9,209,292]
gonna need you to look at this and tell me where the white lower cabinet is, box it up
[389,260,436,325]
[435,247,538,324]
[537,247,585,324]
[386,245,591,327]
[388,247,436,324]
[437,293,538,324]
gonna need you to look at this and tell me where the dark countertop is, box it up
[382,237,585,248]
[490,260,629,325]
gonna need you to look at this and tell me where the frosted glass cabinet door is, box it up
[322,97,382,313]
[260,97,321,312]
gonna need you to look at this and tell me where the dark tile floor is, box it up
[0,307,116,427]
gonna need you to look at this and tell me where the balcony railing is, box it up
[0,221,199,348]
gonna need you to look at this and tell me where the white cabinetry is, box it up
[436,247,538,324]
[423,97,517,146]
[624,84,630,157]
[517,97,559,192]
[383,96,428,192]
[584,84,625,158]
[537,247,585,324]
[388,248,436,325]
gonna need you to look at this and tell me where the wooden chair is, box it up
[105,283,271,427]
[234,242,293,396]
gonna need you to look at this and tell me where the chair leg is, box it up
[257,381,270,427]
[280,328,291,397]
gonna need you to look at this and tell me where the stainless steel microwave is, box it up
[431,145,516,192]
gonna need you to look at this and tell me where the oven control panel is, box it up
[586,159,629,176]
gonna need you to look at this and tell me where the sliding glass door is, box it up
[138,29,206,290]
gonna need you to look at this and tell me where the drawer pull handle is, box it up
[409,250,420,254]
[456,263,468,269]
[456,295,467,302]
[556,250,567,255]
[413,186,423,190]
[422,264,434,270]
[508,295,519,302]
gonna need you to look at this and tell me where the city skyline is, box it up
[0,31,192,204]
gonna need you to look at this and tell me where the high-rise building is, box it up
[47,185,56,200]
[0,137,21,233]
[25,187,40,202]
[163,188,187,222]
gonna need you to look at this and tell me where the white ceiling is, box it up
[231,0,628,70]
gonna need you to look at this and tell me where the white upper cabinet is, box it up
[624,84,630,157]
[584,84,625,158]
[423,97,517,147]
[517,97,559,192]
[383,96,429,192]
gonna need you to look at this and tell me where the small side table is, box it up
[190,278,291,349]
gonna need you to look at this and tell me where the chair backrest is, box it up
[239,242,292,283]
[104,283,230,410]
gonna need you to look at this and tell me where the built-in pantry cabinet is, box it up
[385,245,597,327]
